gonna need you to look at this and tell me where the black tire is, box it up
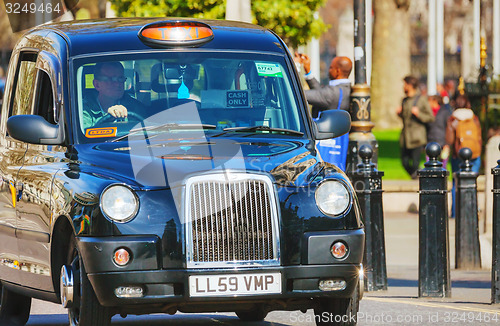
[66,234,111,326]
[236,307,268,322]
[0,283,31,326]
[314,282,359,326]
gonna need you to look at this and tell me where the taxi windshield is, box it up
[73,51,306,143]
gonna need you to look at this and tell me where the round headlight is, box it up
[315,180,351,217]
[101,185,139,222]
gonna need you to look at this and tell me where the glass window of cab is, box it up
[73,51,306,143]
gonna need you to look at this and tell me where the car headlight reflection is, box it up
[101,185,139,223]
[315,180,351,217]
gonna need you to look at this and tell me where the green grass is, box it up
[372,129,411,180]
[372,128,452,179]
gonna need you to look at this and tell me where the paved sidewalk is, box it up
[364,211,497,311]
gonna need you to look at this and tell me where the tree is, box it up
[110,0,225,19]
[108,0,327,48]
[0,0,14,49]
[252,0,327,48]
[371,0,411,128]
[69,0,108,19]
[0,0,19,67]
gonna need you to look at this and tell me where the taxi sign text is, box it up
[85,127,117,138]
[140,21,213,43]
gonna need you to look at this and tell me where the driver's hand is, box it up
[107,105,128,118]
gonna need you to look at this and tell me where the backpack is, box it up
[455,117,481,158]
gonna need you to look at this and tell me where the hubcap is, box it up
[60,265,74,308]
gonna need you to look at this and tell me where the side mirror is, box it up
[313,110,351,140]
[7,115,64,145]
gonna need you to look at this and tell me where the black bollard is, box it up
[418,142,451,298]
[351,145,387,291]
[492,143,500,304]
[455,147,481,269]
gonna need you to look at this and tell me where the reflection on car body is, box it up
[0,18,364,326]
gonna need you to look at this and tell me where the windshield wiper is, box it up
[212,125,304,137]
[111,123,217,142]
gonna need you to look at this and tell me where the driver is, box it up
[82,61,144,128]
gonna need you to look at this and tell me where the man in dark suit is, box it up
[294,53,352,118]
[294,54,352,171]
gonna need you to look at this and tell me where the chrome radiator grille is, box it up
[186,173,280,267]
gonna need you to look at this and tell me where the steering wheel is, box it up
[94,111,145,125]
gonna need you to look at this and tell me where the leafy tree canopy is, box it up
[109,0,327,48]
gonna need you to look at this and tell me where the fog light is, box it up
[330,242,348,259]
[113,248,131,266]
[319,279,346,291]
[114,286,144,298]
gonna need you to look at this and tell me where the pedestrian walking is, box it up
[445,94,482,218]
[396,76,435,179]
[427,95,452,168]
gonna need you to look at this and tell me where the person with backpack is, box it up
[445,94,482,218]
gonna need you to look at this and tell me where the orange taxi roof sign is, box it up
[138,21,214,46]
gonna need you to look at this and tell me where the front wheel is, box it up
[314,282,359,326]
[0,283,31,325]
[65,234,111,326]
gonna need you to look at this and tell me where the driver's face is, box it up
[93,65,125,101]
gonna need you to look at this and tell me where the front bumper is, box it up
[77,229,364,308]
[88,264,362,307]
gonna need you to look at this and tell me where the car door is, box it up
[16,51,67,290]
[0,51,37,284]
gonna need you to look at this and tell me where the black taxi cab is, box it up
[0,18,364,326]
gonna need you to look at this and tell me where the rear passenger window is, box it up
[10,52,37,117]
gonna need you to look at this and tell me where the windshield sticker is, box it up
[227,91,249,107]
[85,74,95,89]
[255,62,283,77]
[85,127,117,138]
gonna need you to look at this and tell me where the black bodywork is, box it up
[0,18,364,317]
